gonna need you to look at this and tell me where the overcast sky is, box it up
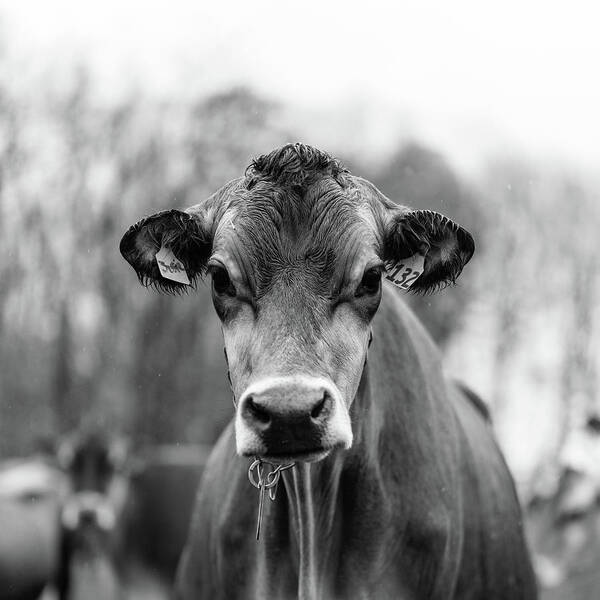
[2,0,599,173]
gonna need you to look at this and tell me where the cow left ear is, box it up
[119,209,211,293]
[384,209,474,293]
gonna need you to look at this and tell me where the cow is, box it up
[56,429,130,600]
[120,143,538,599]
[56,431,208,599]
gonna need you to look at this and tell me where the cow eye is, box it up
[211,266,236,297]
[355,267,381,297]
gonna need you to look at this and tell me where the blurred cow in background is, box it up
[527,414,600,599]
[56,429,131,600]
[56,428,209,599]
[0,428,209,600]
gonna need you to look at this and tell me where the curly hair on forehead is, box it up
[245,143,349,190]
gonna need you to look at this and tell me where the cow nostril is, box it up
[311,392,329,420]
[246,396,271,425]
[79,508,98,525]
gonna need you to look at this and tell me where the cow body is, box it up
[127,445,208,580]
[176,287,536,600]
[57,434,207,599]
[120,143,537,600]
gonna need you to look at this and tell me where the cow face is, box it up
[58,431,129,532]
[121,144,474,462]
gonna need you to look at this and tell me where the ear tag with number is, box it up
[155,245,190,285]
[384,254,425,290]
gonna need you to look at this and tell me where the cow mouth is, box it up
[261,446,333,463]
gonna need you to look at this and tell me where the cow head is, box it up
[58,430,129,533]
[120,144,474,463]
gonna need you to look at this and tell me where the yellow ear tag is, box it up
[384,254,425,290]
[155,245,190,285]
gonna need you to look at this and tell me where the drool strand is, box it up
[248,458,296,540]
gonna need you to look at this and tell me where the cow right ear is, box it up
[119,209,211,292]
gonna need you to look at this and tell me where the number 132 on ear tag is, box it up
[384,254,425,290]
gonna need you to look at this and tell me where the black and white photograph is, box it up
[0,1,598,599]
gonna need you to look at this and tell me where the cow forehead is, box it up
[212,178,379,290]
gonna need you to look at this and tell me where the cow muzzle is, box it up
[235,376,352,462]
[61,491,117,532]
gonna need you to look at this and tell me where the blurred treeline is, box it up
[1,63,599,502]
